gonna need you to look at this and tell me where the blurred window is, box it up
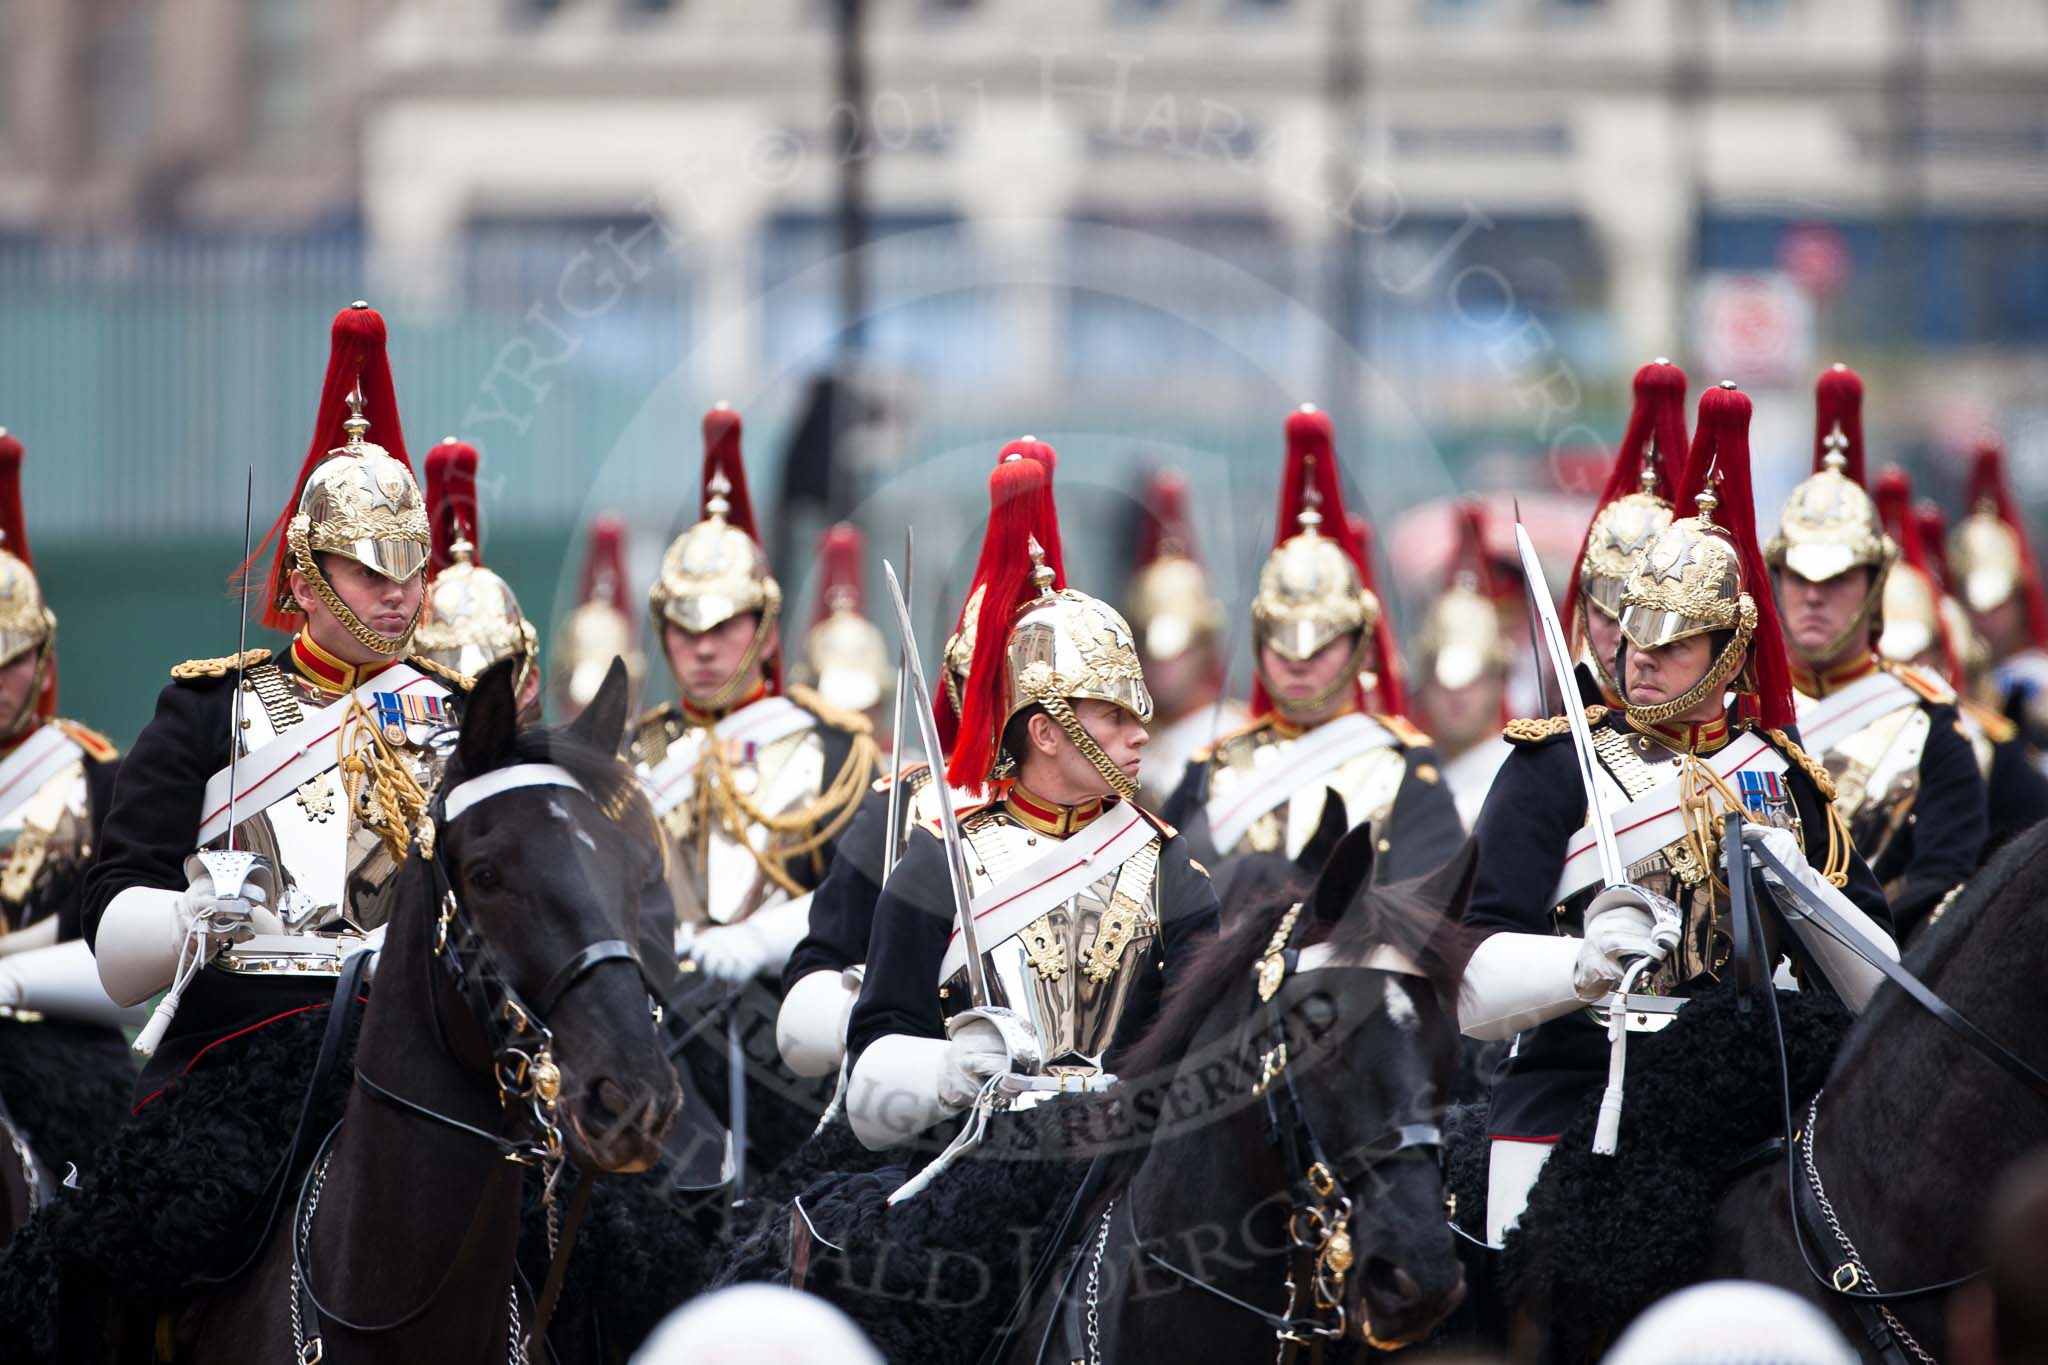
[621,0,677,16]
[90,3,156,164]
[512,0,566,24]
[1725,0,1789,24]
[1423,0,1496,23]
[250,0,317,157]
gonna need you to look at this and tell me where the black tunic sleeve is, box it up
[1780,755,1893,937]
[81,676,233,950]
[1988,734,2048,849]
[1375,745,1466,884]
[782,782,889,995]
[1887,705,1988,941]
[1465,738,1585,940]
[845,827,956,1066]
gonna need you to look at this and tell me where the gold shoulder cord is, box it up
[337,693,431,864]
[700,723,880,897]
[1673,737,1850,897]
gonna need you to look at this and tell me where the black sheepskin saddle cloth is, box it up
[1501,983,1852,1364]
[0,1017,134,1193]
[716,1106,1098,1365]
[0,1004,353,1362]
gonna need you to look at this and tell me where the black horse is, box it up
[179,658,683,1363]
[1710,818,2048,1358]
[993,825,1475,1363]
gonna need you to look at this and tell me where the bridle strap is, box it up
[533,939,644,1019]
[441,763,587,821]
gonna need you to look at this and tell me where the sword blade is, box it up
[881,528,912,879]
[1512,521,1625,889]
[226,468,254,852]
[881,561,990,1008]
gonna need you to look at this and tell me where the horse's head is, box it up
[434,656,682,1174]
[1255,824,1474,1348]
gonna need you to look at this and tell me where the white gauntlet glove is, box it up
[1574,902,1657,1003]
[938,1012,1016,1108]
[682,896,812,986]
[1732,823,1898,1011]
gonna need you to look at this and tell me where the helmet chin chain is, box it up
[0,641,50,744]
[667,590,782,716]
[1622,622,1753,729]
[292,527,418,657]
[1260,630,1371,727]
[1041,692,1140,801]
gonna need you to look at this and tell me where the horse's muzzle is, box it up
[569,1074,683,1173]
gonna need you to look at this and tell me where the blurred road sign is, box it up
[1693,271,1816,387]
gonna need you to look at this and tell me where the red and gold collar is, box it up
[1634,711,1733,755]
[291,633,399,696]
[1789,653,1878,699]
[1268,699,1358,742]
[1004,781,1106,836]
[680,679,770,729]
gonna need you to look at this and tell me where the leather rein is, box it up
[1141,902,1443,1363]
[291,764,658,1362]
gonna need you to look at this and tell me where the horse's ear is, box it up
[1294,787,1349,877]
[1413,837,1479,923]
[459,659,522,775]
[566,656,631,756]
[1309,814,1377,925]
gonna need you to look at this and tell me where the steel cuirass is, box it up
[937,805,1163,1085]
[1203,716,1408,860]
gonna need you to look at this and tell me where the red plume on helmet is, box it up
[1676,383,1794,729]
[242,302,413,632]
[1566,359,1689,638]
[1250,407,1401,720]
[812,523,867,626]
[1915,501,1953,596]
[702,404,761,542]
[1136,468,1198,567]
[0,430,30,573]
[0,431,53,719]
[426,438,482,577]
[579,514,633,622]
[1965,438,2048,649]
[1875,466,1961,683]
[945,457,1055,794]
[1814,364,1866,484]
[935,440,1067,752]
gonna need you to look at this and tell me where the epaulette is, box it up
[1961,698,2018,745]
[169,647,272,682]
[922,798,997,836]
[870,760,932,795]
[1879,660,1956,706]
[630,702,680,767]
[787,682,874,737]
[1503,706,1608,745]
[1130,803,1179,840]
[1194,713,1276,764]
[54,718,119,762]
[411,656,475,692]
[1377,713,1433,748]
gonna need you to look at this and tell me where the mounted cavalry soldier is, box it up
[1900,495,2048,852]
[0,428,138,1220]
[553,513,644,724]
[633,403,878,990]
[778,445,1058,1082]
[1948,436,2048,753]
[793,522,892,735]
[0,430,129,1011]
[1566,359,1690,710]
[844,497,1218,1156]
[1168,405,1461,881]
[1459,380,1897,1247]
[1126,468,1245,809]
[1414,500,1515,829]
[1765,364,1986,942]
[416,437,541,721]
[90,301,470,1087]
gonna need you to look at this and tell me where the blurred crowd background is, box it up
[3,0,2047,741]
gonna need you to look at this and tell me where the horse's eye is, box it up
[468,863,502,892]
